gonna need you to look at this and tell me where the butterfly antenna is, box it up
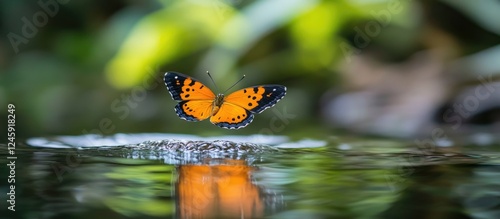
[206,71,220,93]
[223,75,246,94]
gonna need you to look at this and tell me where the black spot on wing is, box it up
[174,101,199,121]
[251,85,286,114]
[213,112,254,130]
[164,72,201,101]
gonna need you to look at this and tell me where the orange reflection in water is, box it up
[176,159,263,219]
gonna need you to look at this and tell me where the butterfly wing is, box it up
[164,72,215,101]
[165,72,286,128]
[224,85,286,113]
[175,100,213,121]
[210,102,254,129]
[164,72,216,121]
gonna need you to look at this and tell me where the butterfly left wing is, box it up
[210,102,254,129]
[224,85,286,113]
[164,72,216,122]
[175,100,213,122]
[164,72,215,101]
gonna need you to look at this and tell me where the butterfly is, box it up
[164,72,286,129]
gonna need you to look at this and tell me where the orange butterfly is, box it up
[164,72,286,129]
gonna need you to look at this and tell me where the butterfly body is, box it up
[164,72,286,129]
[211,93,225,116]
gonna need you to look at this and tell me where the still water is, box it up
[1,133,499,219]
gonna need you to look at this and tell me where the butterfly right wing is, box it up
[164,72,215,101]
[210,102,255,129]
[224,85,286,113]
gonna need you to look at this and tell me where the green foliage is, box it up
[0,0,426,136]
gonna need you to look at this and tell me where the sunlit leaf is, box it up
[106,1,236,88]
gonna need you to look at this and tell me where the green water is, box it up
[1,134,499,219]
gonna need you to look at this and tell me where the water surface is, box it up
[1,133,499,219]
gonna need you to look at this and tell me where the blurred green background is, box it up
[1,0,500,139]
